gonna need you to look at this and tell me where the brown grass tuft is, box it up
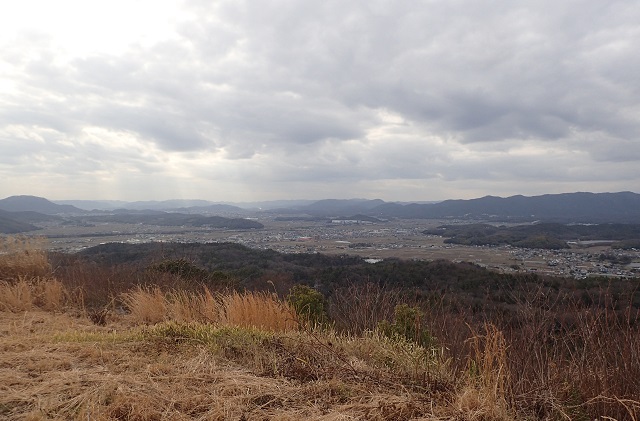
[219,290,298,332]
[0,276,68,312]
[454,323,512,421]
[0,276,33,311]
[0,236,51,280]
[120,286,168,324]
[120,287,298,331]
[35,277,66,311]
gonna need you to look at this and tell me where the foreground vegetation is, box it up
[1,237,639,420]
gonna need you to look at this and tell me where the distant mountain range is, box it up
[290,198,386,216]
[0,195,84,214]
[54,199,268,212]
[0,196,257,233]
[55,199,245,213]
[76,213,264,229]
[271,192,640,223]
[0,197,71,233]
[370,192,640,223]
[1,192,639,233]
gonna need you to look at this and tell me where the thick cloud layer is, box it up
[1,0,638,201]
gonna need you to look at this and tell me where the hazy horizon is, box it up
[2,1,639,202]
[3,191,639,206]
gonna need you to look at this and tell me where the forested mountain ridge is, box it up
[371,191,640,222]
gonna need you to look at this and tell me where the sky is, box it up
[1,0,639,202]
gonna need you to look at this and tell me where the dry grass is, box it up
[219,290,298,331]
[0,276,33,311]
[120,287,299,332]
[497,288,640,420]
[120,286,168,324]
[453,323,512,421]
[0,276,68,312]
[0,236,51,280]
[0,236,67,312]
[0,311,450,420]
[2,236,640,420]
[2,292,639,420]
[330,282,410,334]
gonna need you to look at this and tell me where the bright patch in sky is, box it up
[0,1,183,56]
[0,0,639,201]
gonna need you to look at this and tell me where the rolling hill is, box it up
[0,195,85,215]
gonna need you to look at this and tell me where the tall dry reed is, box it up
[120,287,298,332]
[454,323,512,421]
[0,276,68,312]
[0,236,51,280]
[219,291,298,331]
[120,286,168,324]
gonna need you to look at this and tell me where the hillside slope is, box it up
[0,210,38,233]
[0,195,84,214]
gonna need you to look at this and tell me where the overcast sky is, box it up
[1,1,638,202]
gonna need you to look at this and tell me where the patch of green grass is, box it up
[147,321,273,346]
[53,329,145,344]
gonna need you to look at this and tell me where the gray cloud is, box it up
[0,0,638,200]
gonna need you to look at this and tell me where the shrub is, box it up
[286,285,328,327]
[329,282,407,334]
[378,304,434,348]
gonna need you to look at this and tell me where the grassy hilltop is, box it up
[1,237,639,420]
